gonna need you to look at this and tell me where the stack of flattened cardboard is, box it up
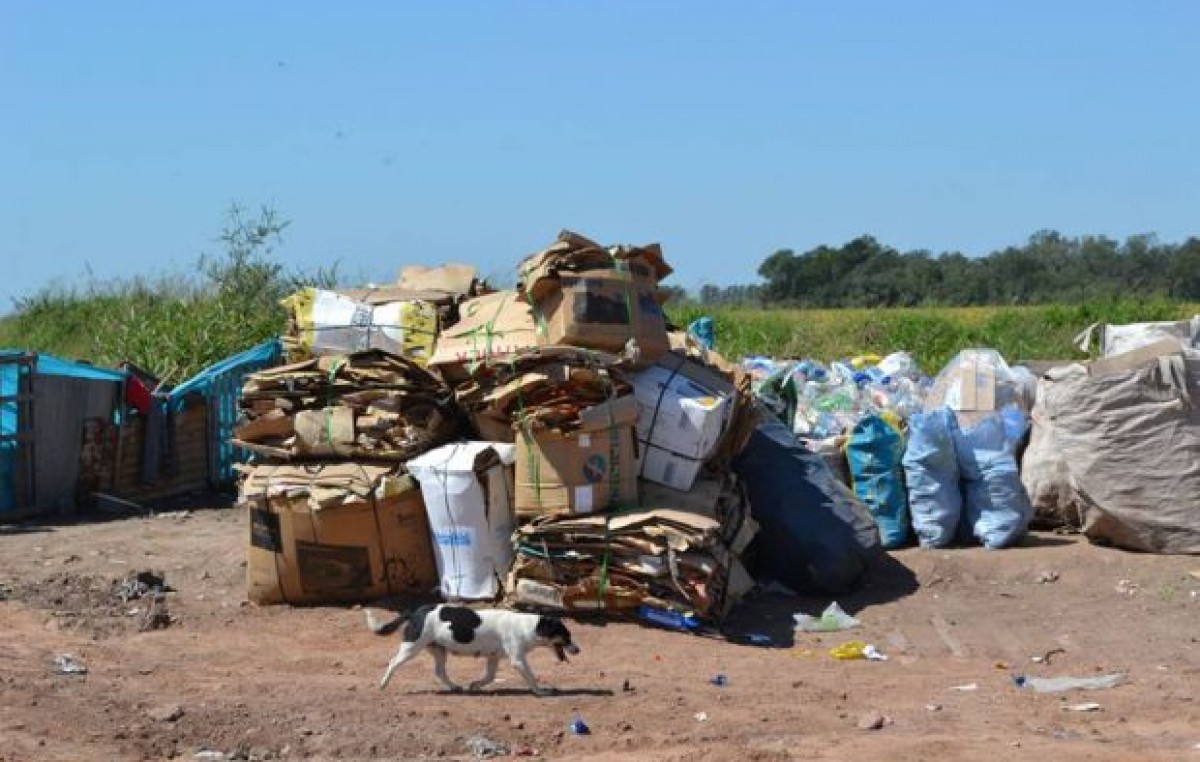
[233,349,459,461]
[429,290,542,383]
[454,346,640,518]
[506,503,753,621]
[517,230,673,362]
[241,462,438,604]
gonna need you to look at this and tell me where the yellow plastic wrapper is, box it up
[281,287,438,365]
[828,640,868,660]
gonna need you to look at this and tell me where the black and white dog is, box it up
[366,604,580,696]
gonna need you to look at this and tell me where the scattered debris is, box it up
[115,571,172,602]
[1015,673,1124,692]
[147,704,185,723]
[948,683,978,692]
[1037,570,1060,584]
[794,601,861,632]
[1115,579,1140,596]
[569,713,590,735]
[829,641,888,661]
[856,711,887,730]
[153,510,193,520]
[1062,702,1103,712]
[462,734,510,758]
[1031,647,1066,665]
[52,653,87,675]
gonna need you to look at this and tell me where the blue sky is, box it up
[2,2,1198,310]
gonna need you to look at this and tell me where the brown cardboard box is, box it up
[243,464,437,605]
[536,270,669,360]
[514,395,640,517]
[429,291,542,382]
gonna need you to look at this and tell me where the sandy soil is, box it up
[0,506,1197,762]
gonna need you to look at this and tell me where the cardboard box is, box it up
[536,270,669,360]
[629,353,734,491]
[517,230,672,362]
[514,395,640,517]
[243,464,438,605]
[429,291,541,381]
[406,442,517,601]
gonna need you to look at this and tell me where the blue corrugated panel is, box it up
[168,340,282,488]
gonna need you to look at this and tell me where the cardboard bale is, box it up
[454,346,628,444]
[517,230,672,361]
[280,287,439,364]
[629,353,735,491]
[241,463,438,605]
[234,349,458,462]
[406,442,518,601]
[639,471,758,556]
[514,395,640,518]
[507,507,748,621]
[429,291,542,383]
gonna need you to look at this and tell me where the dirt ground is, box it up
[0,505,1197,762]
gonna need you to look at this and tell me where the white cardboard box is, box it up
[629,355,733,491]
[407,442,517,601]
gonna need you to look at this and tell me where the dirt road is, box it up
[1,507,1196,761]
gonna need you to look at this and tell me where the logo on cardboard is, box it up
[582,453,607,484]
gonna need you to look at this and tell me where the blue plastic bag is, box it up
[902,407,962,548]
[687,316,716,350]
[954,405,1033,549]
[845,415,910,549]
[734,420,881,595]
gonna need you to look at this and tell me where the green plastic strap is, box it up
[597,511,611,606]
[517,264,550,340]
[611,254,637,345]
[511,358,542,511]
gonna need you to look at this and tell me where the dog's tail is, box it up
[364,609,406,636]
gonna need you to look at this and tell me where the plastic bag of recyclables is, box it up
[905,349,1035,549]
[743,351,927,442]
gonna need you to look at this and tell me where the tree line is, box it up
[693,231,1200,307]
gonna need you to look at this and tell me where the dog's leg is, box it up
[379,641,421,690]
[430,645,462,693]
[468,655,500,693]
[510,653,551,696]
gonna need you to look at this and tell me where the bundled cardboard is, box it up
[514,395,640,517]
[429,291,542,382]
[234,349,458,462]
[629,353,735,491]
[639,471,758,557]
[406,442,518,601]
[507,507,751,621]
[454,346,629,442]
[517,230,672,360]
[280,288,439,364]
[241,463,438,605]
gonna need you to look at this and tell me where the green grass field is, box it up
[666,299,1199,373]
[1,284,1195,380]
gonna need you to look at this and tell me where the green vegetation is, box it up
[0,206,335,382]
[666,299,1199,373]
[1,212,1196,380]
[709,231,1200,307]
